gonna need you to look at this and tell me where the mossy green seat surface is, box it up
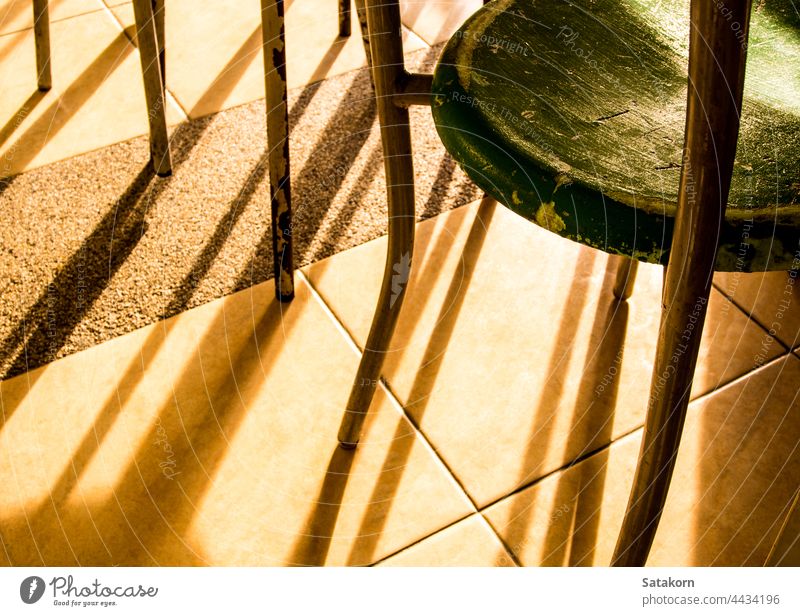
[431,0,800,271]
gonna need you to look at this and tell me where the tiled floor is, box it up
[1,5,185,175]
[1,1,798,566]
[0,0,102,35]
[0,1,480,382]
[0,277,476,565]
[305,200,785,508]
[1,0,441,177]
[1,198,798,566]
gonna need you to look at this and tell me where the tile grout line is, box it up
[194,34,433,123]
[164,89,190,123]
[401,24,431,52]
[296,270,362,356]
[474,514,520,566]
[711,281,794,351]
[298,269,523,566]
[369,511,475,566]
[4,10,434,174]
[379,349,795,564]
[477,350,794,516]
[100,8,431,124]
[690,349,793,406]
[371,508,520,567]
[0,8,436,43]
[2,1,191,178]
[0,6,111,38]
[375,372,524,567]
[480,425,647,517]
[297,269,477,504]
[300,268,793,565]
[98,1,190,122]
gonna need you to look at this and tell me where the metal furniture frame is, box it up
[260,0,368,300]
[336,0,754,567]
[30,0,171,175]
[29,0,361,303]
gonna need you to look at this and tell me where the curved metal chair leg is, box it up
[132,0,172,176]
[612,257,638,301]
[337,211,414,448]
[32,0,51,91]
[612,269,710,565]
[612,0,751,566]
[261,0,295,301]
[338,0,415,448]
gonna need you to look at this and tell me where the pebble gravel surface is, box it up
[0,46,480,380]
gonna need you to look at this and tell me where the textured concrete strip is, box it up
[0,44,480,379]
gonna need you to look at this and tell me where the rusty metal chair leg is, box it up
[354,0,372,71]
[338,0,415,448]
[339,0,351,37]
[32,0,51,91]
[132,0,172,176]
[261,0,295,302]
[340,0,372,68]
[612,0,751,566]
[612,256,638,301]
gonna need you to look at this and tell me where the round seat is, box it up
[431,0,800,271]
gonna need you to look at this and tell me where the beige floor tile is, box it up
[484,355,800,566]
[400,0,482,45]
[0,277,473,566]
[715,270,800,350]
[109,0,427,119]
[0,0,102,35]
[304,199,782,507]
[0,10,184,177]
[379,514,514,566]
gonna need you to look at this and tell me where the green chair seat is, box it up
[431,0,800,271]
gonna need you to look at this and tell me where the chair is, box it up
[30,1,171,175]
[337,0,798,566]
[260,0,295,301]
[260,0,370,300]
[29,1,362,302]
